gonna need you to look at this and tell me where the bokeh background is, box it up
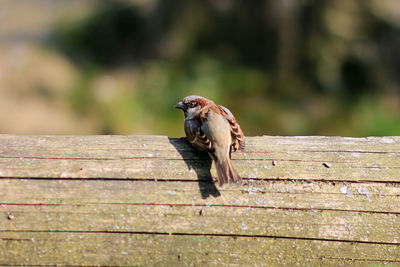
[1,0,400,137]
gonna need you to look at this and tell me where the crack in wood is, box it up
[321,256,400,262]
[1,202,399,215]
[1,176,400,184]
[1,229,399,246]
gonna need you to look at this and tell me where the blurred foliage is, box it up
[47,0,400,136]
[52,1,150,66]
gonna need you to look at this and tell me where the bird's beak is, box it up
[174,101,184,109]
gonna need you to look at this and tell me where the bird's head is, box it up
[174,95,213,119]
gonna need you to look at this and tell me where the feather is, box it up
[175,95,245,186]
[216,105,245,152]
[184,119,212,151]
[211,154,242,186]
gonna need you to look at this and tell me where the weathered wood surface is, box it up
[0,134,399,266]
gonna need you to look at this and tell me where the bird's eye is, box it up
[189,102,196,108]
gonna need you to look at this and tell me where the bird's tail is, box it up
[213,155,241,187]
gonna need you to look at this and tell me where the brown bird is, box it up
[174,95,245,186]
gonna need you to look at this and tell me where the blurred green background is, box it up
[1,0,400,137]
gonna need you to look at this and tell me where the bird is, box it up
[174,95,245,186]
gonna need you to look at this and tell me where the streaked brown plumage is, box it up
[174,95,245,186]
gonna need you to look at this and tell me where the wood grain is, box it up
[0,135,399,266]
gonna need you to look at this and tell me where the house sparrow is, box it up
[174,95,245,186]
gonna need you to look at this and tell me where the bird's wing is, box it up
[184,118,213,151]
[218,105,245,151]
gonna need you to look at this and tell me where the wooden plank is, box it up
[1,135,400,182]
[1,180,399,213]
[1,195,399,244]
[0,135,399,266]
[1,232,399,266]
[1,157,400,182]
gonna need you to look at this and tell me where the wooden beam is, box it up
[0,135,399,265]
